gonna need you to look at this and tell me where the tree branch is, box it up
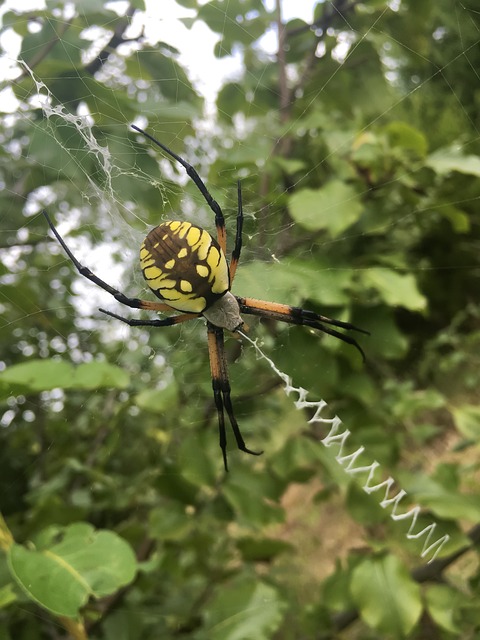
[84,4,138,76]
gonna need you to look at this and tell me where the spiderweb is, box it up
[1,0,479,635]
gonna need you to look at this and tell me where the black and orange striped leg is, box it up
[207,322,263,471]
[99,309,199,328]
[236,296,369,361]
[44,211,169,313]
[131,125,227,253]
[229,180,243,283]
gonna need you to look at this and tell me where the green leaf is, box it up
[288,180,364,236]
[223,468,284,527]
[74,362,130,390]
[7,523,137,617]
[20,16,83,69]
[0,359,73,395]
[0,359,129,397]
[384,121,428,157]
[451,404,480,440]
[149,503,194,541]
[350,555,422,636]
[0,583,17,608]
[233,258,352,307]
[426,147,480,176]
[424,584,461,634]
[135,381,179,413]
[204,576,286,640]
[236,537,294,562]
[360,268,427,311]
[400,472,480,521]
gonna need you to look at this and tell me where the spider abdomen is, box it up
[140,220,230,314]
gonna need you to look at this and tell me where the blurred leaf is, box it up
[451,404,480,440]
[426,147,480,176]
[350,555,422,636]
[236,537,294,562]
[288,181,364,236]
[204,575,286,640]
[424,584,461,634]
[234,258,352,307]
[384,121,428,157]
[135,381,179,414]
[0,360,129,397]
[223,467,284,526]
[360,268,427,311]
[149,503,194,541]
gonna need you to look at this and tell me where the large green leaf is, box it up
[7,523,137,617]
[350,555,422,637]
[288,180,364,236]
[0,359,129,398]
[233,258,352,307]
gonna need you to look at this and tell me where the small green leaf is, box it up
[360,268,427,311]
[350,555,422,636]
[236,537,293,562]
[0,583,17,608]
[451,404,480,440]
[223,468,284,527]
[288,180,364,236]
[426,147,480,176]
[135,381,179,413]
[424,584,461,634]
[384,121,428,157]
[7,523,137,617]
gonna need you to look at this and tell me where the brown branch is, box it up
[275,0,290,125]
[290,0,360,98]
[286,0,360,37]
[17,18,74,80]
[84,4,138,76]
[17,4,139,83]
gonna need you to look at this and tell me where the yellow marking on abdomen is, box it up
[180,280,193,292]
[196,264,209,278]
[186,226,201,246]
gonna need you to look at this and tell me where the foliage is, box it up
[1,0,479,638]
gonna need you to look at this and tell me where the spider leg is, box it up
[236,296,369,362]
[99,309,199,328]
[207,322,263,471]
[229,180,243,284]
[44,212,170,313]
[131,125,227,254]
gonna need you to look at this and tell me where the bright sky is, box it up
[0,0,316,105]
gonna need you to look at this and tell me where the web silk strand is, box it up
[238,331,449,563]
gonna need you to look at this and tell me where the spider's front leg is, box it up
[206,322,263,471]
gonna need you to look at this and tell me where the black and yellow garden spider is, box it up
[44,124,368,470]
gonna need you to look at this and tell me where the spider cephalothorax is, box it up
[44,124,368,470]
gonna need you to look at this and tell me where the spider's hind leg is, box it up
[207,322,263,471]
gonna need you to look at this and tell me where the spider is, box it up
[44,124,368,471]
